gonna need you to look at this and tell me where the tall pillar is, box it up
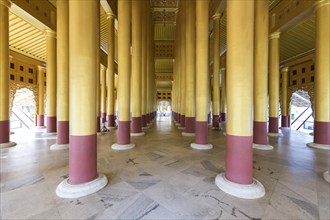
[51,0,69,150]
[253,0,273,150]
[268,32,282,136]
[212,13,221,129]
[179,2,186,129]
[131,0,144,136]
[106,12,116,128]
[96,29,101,133]
[37,66,46,128]
[112,0,135,150]
[191,0,212,150]
[141,1,148,128]
[45,30,57,133]
[100,64,107,124]
[174,7,181,126]
[56,0,107,198]
[308,0,330,150]
[215,0,265,199]
[281,67,290,128]
[220,68,226,121]
[0,0,16,148]
[182,1,196,136]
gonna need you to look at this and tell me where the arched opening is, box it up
[11,88,36,130]
[157,100,171,117]
[289,89,314,134]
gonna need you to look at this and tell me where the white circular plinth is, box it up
[307,142,330,150]
[112,143,135,150]
[35,126,46,130]
[56,174,108,198]
[106,126,117,130]
[42,132,57,137]
[215,173,265,199]
[131,132,145,137]
[50,143,69,150]
[223,132,226,136]
[182,132,195,137]
[253,143,274,150]
[178,126,185,130]
[190,143,213,150]
[268,132,283,137]
[0,141,17,149]
[142,126,149,130]
[323,171,330,183]
[175,123,181,126]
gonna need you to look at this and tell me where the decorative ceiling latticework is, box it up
[151,0,178,24]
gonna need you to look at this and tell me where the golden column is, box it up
[56,0,107,198]
[253,0,273,150]
[220,68,226,121]
[45,30,57,133]
[308,0,330,149]
[191,0,212,150]
[51,0,69,150]
[96,15,101,133]
[100,64,107,124]
[37,66,46,128]
[131,0,144,136]
[112,0,135,150]
[106,12,116,128]
[281,67,289,128]
[0,0,16,148]
[141,1,148,128]
[212,13,221,129]
[174,7,181,125]
[182,0,196,136]
[268,32,282,136]
[215,0,265,199]
[179,2,186,129]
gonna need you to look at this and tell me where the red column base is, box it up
[253,121,268,145]
[195,121,208,144]
[131,117,142,133]
[281,115,289,127]
[37,115,44,126]
[57,121,69,144]
[47,116,57,133]
[314,121,330,145]
[0,120,10,143]
[107,115,116,127]
[269,117,279,133]
[220,113,226,122]
[118,121,130,145]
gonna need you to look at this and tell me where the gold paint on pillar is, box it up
[56,0,69,122]
[227,1,254,136]
[220,68,226,114]
[269,32,281,119]
[195,0,209,122]
[180,2,186,118]
[37,66,45,116]
[314,0,330,122]
[106,12,115,118]
[100,64,107,115]
[212,13,221,118]
[141,1,147,118]
[45,30,57,118]
[0,0,11,122]
[185,1,196,118]
[69,0,97,135]
[281,67,289,117]
[117,0,131,122]
[254,0,269,122]
[96,11,101,122]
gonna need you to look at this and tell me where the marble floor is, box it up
[1,116,329,220]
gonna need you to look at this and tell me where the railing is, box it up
[11,105,34,129]
[11,111,30,129]
[296,113,313,131]
[291,106,310,125]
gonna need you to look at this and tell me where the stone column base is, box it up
[215,173,265,199]
[307,143,330,150]
[0,141,17,149]
[42,132,57,136]
[323,171,330,183]
[56,174,108,198]
[35,126,46,130]
[253,143,274,150]
[106,126,117,130]
[50,143,69,150]
[112,143,135,150]
[131,132,145,137]
[268,132,283,137]
[182,132,195,137]
[178,126,185,130]
[175,123,181,126]
[190,143,213,150]
[142,126,149,130]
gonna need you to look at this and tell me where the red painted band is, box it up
[46,116,57,133]
[37,115,44,126]
[107,115,115,127]
[142,115,147,127]
[195,121,208,144]
[281,115,289,127]
[226,134,253,184]
[178,114,181,123]
[96,116,101,132]
[0,120,10,143]
[118,121,131,145]
[269,117,279,133]
[212,115,220,128]
[101,112,106,123]
[314,121,330,145]
[185,117,195,133]
[146,114,150,124]
[57,121,69,144]
[131,117,142,133]
[181,115,186,127]
[220,113,226,122]
[253,121,268,145]
[69,134,97,184]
